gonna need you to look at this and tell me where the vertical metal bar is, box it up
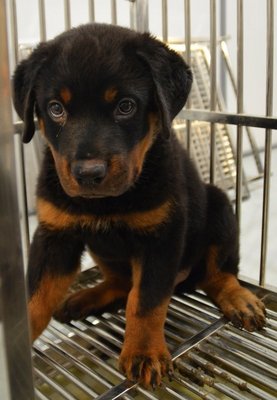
[209,0,217,183]
[0,1,34,399]
[10,0,31,260]
[259,0,274,287]
[220,41,264,175]
[219,0,227,101]
[130,0,135,29]
[38,0,47,41]
[9,0,19,67]
[184,0,191,152]
[236,0,244,228]
[88,0,95,22]
[14,135,30,269]
[111,0,117,25]
[134,0,148,32]
[162,0,168,42]
[64,0,71,30]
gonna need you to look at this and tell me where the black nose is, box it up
[71,159,107,185]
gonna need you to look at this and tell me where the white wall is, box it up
[10,0,277,287]
[13,0,277,130]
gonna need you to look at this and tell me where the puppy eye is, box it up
[48,100,66,121]
[115,98,137,117]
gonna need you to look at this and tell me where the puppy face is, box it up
[35,46,157,198]
[13,24,192,198]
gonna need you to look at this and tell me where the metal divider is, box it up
[2,0,277,399]
[0,1,34,399]
[236,0,244,229]
[209,0,217,184]
[259,0,275,287]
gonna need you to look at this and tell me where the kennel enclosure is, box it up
[0,1,277,399]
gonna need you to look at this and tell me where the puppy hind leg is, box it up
[28,225,84,341]
[198,246,266,331]
[29,270,79,341]
[54,258,132,323]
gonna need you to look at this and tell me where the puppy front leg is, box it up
[27,225,84,341]
[119,255,178,388]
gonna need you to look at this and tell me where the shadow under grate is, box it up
[33,268,277,400]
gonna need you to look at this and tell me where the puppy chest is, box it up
[85,230,135,261]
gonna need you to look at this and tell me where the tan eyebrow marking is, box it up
[104,87,118,103]
[60,87,72,104]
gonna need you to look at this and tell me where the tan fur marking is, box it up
[60,87,72,104]
[49,145,80,197]
[129,113,159,178]
[198,246,266,331]
[38,118,45,135]
[104,87,118,102]
[119,259,171,386]
[29,270,78,341]
[37,197,172,232]
[198,246,240,299]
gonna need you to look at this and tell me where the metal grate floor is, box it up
[33,268,277,400]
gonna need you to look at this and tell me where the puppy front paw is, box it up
[119,349,173,388]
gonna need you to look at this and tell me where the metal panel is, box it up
[32,268,277,399]
[259,0,275,286]
[0,1,34,399]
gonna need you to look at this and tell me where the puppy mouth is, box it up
[50,149,138,199]
[61,170,133,199]
[74,181,131,199]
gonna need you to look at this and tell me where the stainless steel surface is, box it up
[38,0,46,41]
[0,1,34,398]
[3,1,277,398]
[133,0,148,32]
[260,0,275,287]
[184,0,191,152]
[162,0,168,42]
[88,0,95,23]
[111,0,117,25]
[219,0,227,100]
[209,0,217,183]
[14,133,30,269]
[32,268,277,399]
[235,0,244,227]
[64,0,71,30]
[220,40,264,174]
[179,109,277,129]
[174,45,249,198]
[9,0,19,65]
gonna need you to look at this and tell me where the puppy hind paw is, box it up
[53,292,92,323]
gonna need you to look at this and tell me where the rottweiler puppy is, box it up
[13,23,266,388]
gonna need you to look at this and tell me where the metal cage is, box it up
[0,1,276,399]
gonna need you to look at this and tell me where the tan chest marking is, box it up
[37,198,172,232]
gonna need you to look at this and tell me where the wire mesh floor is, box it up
[33,268,277,400]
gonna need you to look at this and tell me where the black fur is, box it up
[12,23,248,386]
[13,21,239,314]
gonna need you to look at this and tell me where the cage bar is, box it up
[38,0,46,41]
[184,0,192,152]
[260,0,275,286]
[0,1,34,398]
[235,0,244,227]
[64,0,71,30]
[88,0,95,22]
[209,0,217,183]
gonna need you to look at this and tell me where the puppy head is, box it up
[13,23,192,198]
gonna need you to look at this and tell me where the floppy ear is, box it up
[136,34,193,138]
[12,43,49,143]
